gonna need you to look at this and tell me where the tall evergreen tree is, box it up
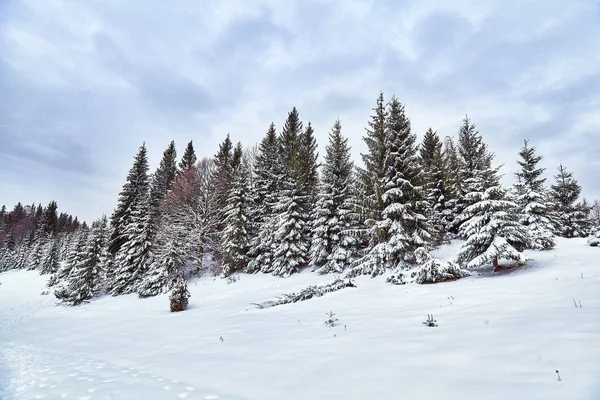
[214,134,234,211]
[310,119,359,273]
[452,116,494,233]
[178,140,197,173]
[221,159,251,276]
[150,141,178,217]
[39,201,59,238]
[40,239,61,275]
[513,140,556,250]
[109,144,153,295]
[246,124,282,274]
[359,92,388,225]
[348,97,431,277]
[549,164,591,238]
[457,167,528,270]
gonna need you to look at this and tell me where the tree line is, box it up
[0,93,597,308]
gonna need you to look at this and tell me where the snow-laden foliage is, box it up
[310,119,360,274]
[347,97,430,277]
[387,248,470,285]
[513,140,556,250]
[549,164,592,238]
[169,276,190,312]
[220,162,251,277]
[40,239,61,275]
[55,218,109,305]
[253,278,356,309]
[457,184,528,269]
[587,229,600,247]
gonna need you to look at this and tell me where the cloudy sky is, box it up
[1,0,599,222]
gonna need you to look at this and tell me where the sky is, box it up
[1,0,599,223]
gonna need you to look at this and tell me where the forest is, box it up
[1,93,598,310]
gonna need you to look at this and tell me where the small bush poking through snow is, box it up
[325,311,339,328]
[423,314,438,327]
[226,274,240,284]
[169,276,190,312]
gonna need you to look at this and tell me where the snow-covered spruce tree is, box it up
[169,276,190,312]
[310,119,360,274]
[268,107,311,276]
[420,128,451,244]
[213,134,235,213]
[138,226,187,297]
[358,92,388,229]
[149,141,178,225]
[297,122,320,247]
[50,228,88,288]
[109,144,153,295]
[456,166,528,270]
[178,140,197,175]
[347,97,431,277]
[220,157,251,277]
[56,217,109,305]
[549,164,591,238]
[40,238,61,275]
[451,116,494,233]
[26,238,45,270]
[513,140,555,250]
[246,123,282,274]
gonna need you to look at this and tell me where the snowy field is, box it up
[1,238,599,400]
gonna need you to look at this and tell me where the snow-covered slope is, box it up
[1,238,599,400]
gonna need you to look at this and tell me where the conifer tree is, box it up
[169,276,190,312]
[420,128,450,243]
[109,144,153,295]
[149,141,178,219]
[513,140,556,250]
[452,116,494,233]
[178,140,197,173]
[359,92,388,225]
[549,164,591,238]
[138,227,187,298]
[310,119,359,273]
[348,97,431,277]
[221,160,251,276]
[56,217,109,305]
[246,124,282,274]
[214,134,234,211]
[457,163,528,270]
[40,201,59,238]
[40,239,61,275]
[49,229,88,288]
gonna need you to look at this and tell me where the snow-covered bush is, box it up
[387,248,470,285]
[325,311,339,327]
[587,229,600,247]
[169,276,190,312]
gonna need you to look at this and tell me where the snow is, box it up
[1,238,600,400]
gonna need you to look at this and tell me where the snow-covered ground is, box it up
[1,238,599,400]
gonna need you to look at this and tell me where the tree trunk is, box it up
[492,256,499,271]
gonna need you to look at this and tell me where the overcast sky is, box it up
[1,0,599,222]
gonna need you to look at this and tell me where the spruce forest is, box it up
[1,94,598,309]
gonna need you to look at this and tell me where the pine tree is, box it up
[50,229,88,288]
[138,227,187,298]
[246,124,282,274]
[221,160,251,276]
[149,141,178,219]
[178,140,197,173]
[513,140,556,250]
[348,97,431,277]
[40,239,61,275]
[310,119,359,274]
[359,92,388,225]
[169,276,190,312]
[279,107,303,173]
[549,164,590,238]
[57,217,110,305]
[109,144,153,295]
[452,116,494,233]
[214,134,235,211]
[420,128,450,243]
[109,144,151,255]
[39,201,59,238]
[457,164,528,270]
